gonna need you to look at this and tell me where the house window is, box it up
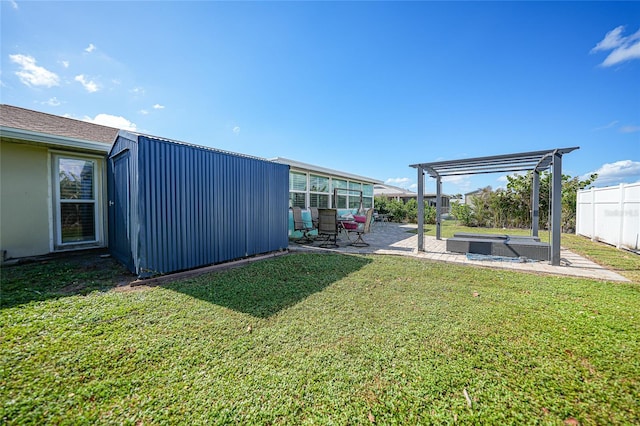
[363,184,374,209]
[310,175,329,192]
[349,181,362,192]
[309,174,329,208]
[348,195,361,209]
[347,181,363,209]
[310,193,329,208]
[289,171,307,208]
[289,192,306,208]
[54,155,99,246]
[331,179,347,208]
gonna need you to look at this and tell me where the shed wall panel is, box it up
[119,136,289,276]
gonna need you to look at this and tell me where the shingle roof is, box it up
[0,104,119,145]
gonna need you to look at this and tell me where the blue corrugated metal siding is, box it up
[110,134,289,277]
[107,134,139,271]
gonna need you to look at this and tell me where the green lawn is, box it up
[2,253,639,424]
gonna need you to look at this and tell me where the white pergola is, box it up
[410,147,579,266]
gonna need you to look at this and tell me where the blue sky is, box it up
[2,1,639,195]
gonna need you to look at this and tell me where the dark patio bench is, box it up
[446,233,549,261]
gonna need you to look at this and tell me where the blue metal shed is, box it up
[107,131,289,277]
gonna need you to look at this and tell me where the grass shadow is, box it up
[1,249,136,309]
[164,252,372,318]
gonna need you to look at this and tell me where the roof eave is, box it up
[271,157,383,184]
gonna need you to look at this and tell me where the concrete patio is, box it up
[290,222,629,282]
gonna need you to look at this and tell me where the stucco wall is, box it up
[0,142,51,259]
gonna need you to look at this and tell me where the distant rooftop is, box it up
[374,183,449,198]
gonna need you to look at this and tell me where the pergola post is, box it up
[417,167,425,251]
[531,170,540,237]
[550,151,562,266]
[435,176,442,240]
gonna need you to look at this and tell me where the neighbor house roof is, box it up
[271,157,382,184]
[374,183,416,197]
[0,104,119,153]
[374,183,449,198]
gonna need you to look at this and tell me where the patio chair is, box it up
[310,207,319,229]
[292,207,314,244]
[344,208,373,247]
[317,208,339,248]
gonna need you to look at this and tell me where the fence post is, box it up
[618,183,624,249]
[591,186,596,242]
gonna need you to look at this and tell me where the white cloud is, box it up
[83,113,136,131]
[233,126,241,135]
[591,26,626,52]
[620,125,640,133]
[442,175,470,185]
[131,87,145,95]
[9,0,18,10]
[85,43,96,53]
[408,183,417,190]
[74,74,99,93]
[41,97,61,106]
[9,54,60,87]
[61,60,69,68]
[152,104,165,109]
[385,177,412,187]
[139,109,149,115]
[591,26,640,67]
[442,175,473,192]
[496,172,523,184]
[592,120,619,131]
[586,160,640,186]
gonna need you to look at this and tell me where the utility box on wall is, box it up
[107,131,289,277]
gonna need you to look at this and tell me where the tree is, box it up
[450,201,473,226]
[506,171,597,232]
[424,205,437,225]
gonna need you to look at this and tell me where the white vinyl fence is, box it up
[576,182,640,250]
